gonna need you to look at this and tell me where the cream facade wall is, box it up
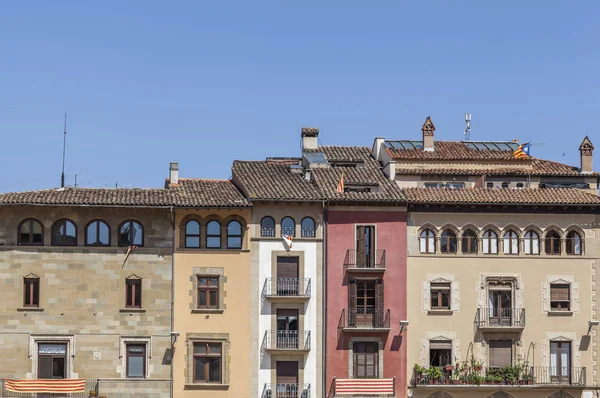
[172,208,252,398]
[406,211,599,398]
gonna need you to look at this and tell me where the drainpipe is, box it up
[322,200,328,398]
[169,207,175,398]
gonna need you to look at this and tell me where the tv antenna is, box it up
[65,173,86,188]
[105,182,132,189]
[61,113,67,188]
[464,113,472,141]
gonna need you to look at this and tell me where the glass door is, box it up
[550,341,570,383]
[489,288,512,326]
[276,309,299,349]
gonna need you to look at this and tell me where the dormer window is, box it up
[345,187,371,193]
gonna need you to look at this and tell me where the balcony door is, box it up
[277,309,299,349]
[276,361,299,398]
[550,341,571,383]
[353,342,379,378]
[38,343,67,379]
[356,226,375,268]
[489,285,512,326]
[277,257,299,295]
[349,280,383,327]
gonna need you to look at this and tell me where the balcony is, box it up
[262,278,311,302]
[1,379,98,396]
[412,366,586,387]
[262,330,311,354]
[344,249,386,273]
[261,383,311,398]
[333,377,395,397]
[338,309,391,332]
[475,308,525,331]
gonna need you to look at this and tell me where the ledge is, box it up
[184,383,229,390]
[547,311,574,316]
[17,307,44,312]
[119,308,147,313]
[191,309,225,314]
[428,310,453,316]
[177,248,250,253]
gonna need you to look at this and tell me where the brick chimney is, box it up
[579,136,594,174]
[301,127,319,151]
[422,116,435,152]
[169,162,179,185]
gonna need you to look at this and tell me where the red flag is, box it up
[122,245,138,268]
[336,173,345,193]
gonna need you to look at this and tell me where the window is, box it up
[345,186,372,193]
[356,226,375,268]
[440,230,457,254]
[185,220,200,248]
[24,277,40,307]
[126,344,146,378]
[51,219,77,246]
[550,284,570,311]
[524,230,540,255]
[429,340,452,367]
[193,342,222,383]
[489,340,512,368]
[206,221,221,249]
[482,230,498,254]
[486,182,494,188]
[198,276,219,309]
[301,217,315,238]
[19,218,43,245]
[353,342,378,378]
[516,182,524,188]
[281,217,295,237]
[420,229,435,253]
[38,343,67,379]
[119,220,143,247]
[86,220,110,246]
[503,230,519,255]
[227,221,242,249]
[260,216,275,237]
[445,182,465,189]
[501,182,509,189]
[125,278,142,308]
[550,341,571,381]
[424,182,444,188]
[430,283,450,310]
[566,231,582,255]
[462,229,478,254]
[545,230,561,255]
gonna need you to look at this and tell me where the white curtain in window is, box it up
[550,351,557,376]
[483,231,498,254]
[532,235,539,254]
[561,351,568,376]
[573,235,582,254]
[420,231,435,253]
[503,232,518,254]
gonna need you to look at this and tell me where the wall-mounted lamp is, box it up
[588,320,599,334]
[400,320,410,334]
[170,331,180,345]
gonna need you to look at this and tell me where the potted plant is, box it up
[426,366,443,384]
[445,364,455,371]
[413,364,425,384]
[473,360,484,371]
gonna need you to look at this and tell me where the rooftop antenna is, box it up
[464,113,472,141]
[60,113,67,188]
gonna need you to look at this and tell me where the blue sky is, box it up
[1,1,598,191]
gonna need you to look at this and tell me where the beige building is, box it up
[372,117,600,398]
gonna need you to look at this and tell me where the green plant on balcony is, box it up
[425,366,443,383]
[413,364,425,384]
[466,372,483,386]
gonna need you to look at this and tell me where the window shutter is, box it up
[276,361,298,384]
[277,257,299,278]
[489,340,512,368]
[356,227,366,267]
[430,340,452,350]
[551,284,570,301]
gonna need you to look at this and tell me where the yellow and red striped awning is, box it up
[5,379,86,393]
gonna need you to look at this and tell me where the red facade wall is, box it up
[325,208,407,397]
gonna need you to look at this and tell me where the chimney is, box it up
[422,116,435,152]
[579,136,594,174]
[301,127,319,151]
[169,162,179,185]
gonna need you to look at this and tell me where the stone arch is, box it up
[546,392,576,398]
[425,391,458,398]
[485,392,517,398]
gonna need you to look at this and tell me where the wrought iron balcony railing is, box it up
[338,308,390,330]
[344,249,386,272]
[261,383,311,398]
[262,330,311,351]
[262,278,311,298]
[475,308,525,328]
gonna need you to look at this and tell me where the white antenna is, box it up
[464,113,472,140]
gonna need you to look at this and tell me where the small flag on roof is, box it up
[513,142,531,159]
[336,173,345,193]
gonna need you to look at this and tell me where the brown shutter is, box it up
[375,279,384,325]
[367,226,375,265]
[551,284,570,301]
[489,340,512,368]
[356,226,366,267]
[276,361,298,384]
[277,257,299,278]
[348,280,357,326]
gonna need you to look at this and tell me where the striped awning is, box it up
[335,378,395,395]
[5,379,86,393]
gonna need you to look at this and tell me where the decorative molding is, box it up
[542,275,579,314]
[423,274,460,312]
[420,331,460,365]
[541,332,580,368]
[126,273,141,280]
[23,273,39,279]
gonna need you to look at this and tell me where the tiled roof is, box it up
[0,179,251,208]
[386,141,524,161]
[402,187,600,205]
[395,159,586,176]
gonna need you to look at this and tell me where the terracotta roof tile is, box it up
[395,159,588,176]
[168,179,251,207]
[386,141,523,161]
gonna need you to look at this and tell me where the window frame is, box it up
[503,230,519,255]
[419,229,435,254]
[301,217,316,238]
[206,221,221,249]
[566,231,582,255]
[23,277,40,307]
[193,342,222,383]
[51,218,78,247]
[260,216,276,238]
[18,218,44,246]
[125,343,147,379]
[461,229,478,254]
[197,276,220,309]
[440,230,457,254]
[125,278,142,309]
[118,220,144,247]
[482,230,498,254]
[184,220,201,249]
[37,342,68,379]
[226,220,242,249]
[524,230,540,255]
[281,217,296,237]
[430,283,451,310]
[545,230,562,255]
[550,283,571,312]
[85,219,111,246]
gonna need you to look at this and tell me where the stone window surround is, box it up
[542,275,579,315]
[422,274,460,313]
[541,332,581,368]
[29,334,77,379]
[477,274,523,313]
[184,333,230,389]
[119,336,151,379]
[419,332,460,367]
[270,355,305,389]
[19,273,44,312]
[347,337,385,379]
[120,273,145,313]
[190,267,226,314]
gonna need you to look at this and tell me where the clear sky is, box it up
[1,1,598,192]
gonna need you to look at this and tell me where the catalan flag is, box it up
[513,143,531,159]
[5,379,86,393]
[336,173,345,193]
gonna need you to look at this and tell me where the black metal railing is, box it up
[262,383,311,398]
[262,330,311,351]
[262,278,311,298]
[475,308,525,328]
[339,308,390,329]
[0,379,98,397]
[412,366,586,387]
[344,249,386,271]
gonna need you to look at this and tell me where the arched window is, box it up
[524,230,540,255]
[461,229,478,254]
[420,229,435,254]
[51,219,77,246]
[440,230,457,254]
[482,230,498,254]
[545,230,561,255]
[503,230,519,255]
[227,221,242,249]
[185,220,200,248]
[566,231,582,255]
[119,220,144,247]
[501,182,509,189]
[260,216,275,237]
[18,219,43,245]
[301,217,315,238]
[206,221,221,249]
[281,217,295,237]
[86,220,110,246]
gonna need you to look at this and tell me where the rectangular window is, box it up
[38,343,67,379]
[126,278,142,308]
[356,226,375,268]
[489,340,512,368]
[550,284,570,311]
[24,277,40,307]
[429,340,452,367]
[198,276,219,309]
[430,283,451,310]
[126,344,146,378]
[550,341,571,381]
[353,342,379,378]
[193,342,222,383]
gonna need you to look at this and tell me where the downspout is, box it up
[322,200,328,398]
[169,207,175,398]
